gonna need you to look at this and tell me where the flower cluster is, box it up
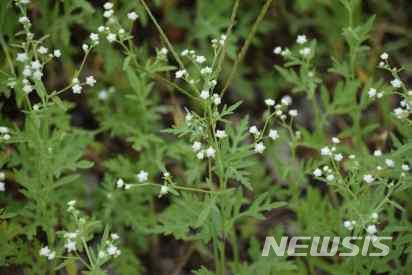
[0,126,11,141]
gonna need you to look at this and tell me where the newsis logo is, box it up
[262,236,392,257]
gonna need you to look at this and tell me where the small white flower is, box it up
[72,84,82,94]
[159,185,169,197]
[363,174,374,184]
[33,70,43,80]
[16,53,28,62]
[103,2,113,9]
[380,52,388,60]
[332,137,340,144]
[18,16,30,24]
[3,134,10,140]
[254,142,266,154]
[371,212,378,220]
[192,141,202,152]
[31,60,42,69]
[86,76,96,87]
[200,90,209,100]
[385,159,395,168]
[269,129,279,140]
[137,170,148,183]
[185,113,193,122]
[195,55,206,64]
[366,224,377,235]
[343,220,354,230]
[67,200,76,207]
[368,88,377,98]
[349,154,355,159]
[288,109,298,117]
[206,147,216,158]
[320,146,331,156]
[373,149,382,157]
[90,32,99,42]
[249,125,259,135]
[64,240,76,252]
[0,182,5,192]
[391,78,402,88]
[212,94,221,105]
[215,130,227,139]
[334,154,343,162]
[296,34,307,44]
[377,92,384,98]
[200,66,212,75]
[181,49,189,56]
[111,233,120,240]
[23,66,32,77]
[98,90,108,100]
[98,251,106,258]
[107,244,120,256]
[281,95,292,106]
[128,12,139,21]
[313,168,322,177]
[98,26,105,32]
[265,98,275,106]
[0,172,5,181]
[116,178,125,188]
[82,44,89,52]
[196,150,205,160]
[326,174,335,181]
[299,47,311,57]
[106,33,116,43]
[401,164,410,171]
[273,46,282,55]
[175,69,187,79]
[53,49,61,58]
[23,84,33,94]
[38,46,48,54]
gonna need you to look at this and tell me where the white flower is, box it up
[16,53,28,62]
[31,60,41,69]
[273,46,282,55]
[269,129,279,140]
[39,246,55,260]
[98,90,108,100]
[391,78,402,88]
[192,141,202,152]
[371,212,378,220]
[200,66,212,75]
[175,69,187,79]
[181,49,189,56]
[32,70,43,80]
[137,170,148,183]
[86,76,96,87]
[320,146,331,156]
[366,224,377,235]
[373,150,382,157]
[38,46,48,54]
[53,49,61,58]
[106,33,116,43]
[196,150,205,160]
[380,52,388,60]
[401,164,410,171]
[200,90,209,100]
[212,94,221,105]
[128,11,139,21]
[206,147,216,158]
[195,55,206,64]
[3,134,10,140]
[72,84,82,94]
[98,26,105,32]
[363,174,374,184]
[0,172,5,181]
[23,66,31,77]
[98,251,106,258]
[185,113,193,122]
[296,34,307,44]
[332,137,340,144]
[385,159,395,168]
[254,142,266,154]
[326,174,335,181]
[82,44,89,52]
[349,154,355,159]
[103,2,113,9]
[0,182,5,192]
[368,88,377,98]
[107,244,120,256]
[18,16,30,24]
[111,233,120,240]
[299,47,311,57]
[249,125,259,135]
[23,84,33,94]
[116,178,125,188]
[343,220,354,230]
[289,109,298,117]
[281,95,292,106]
[313,168,322,177]
[216,130,227,139]
[334,154,343,162]
[159,185,169,197]
[64,240,76,252]
[265,98,275,106]
[67,200,76,207]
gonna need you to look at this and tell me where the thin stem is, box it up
[221,0,273,96]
